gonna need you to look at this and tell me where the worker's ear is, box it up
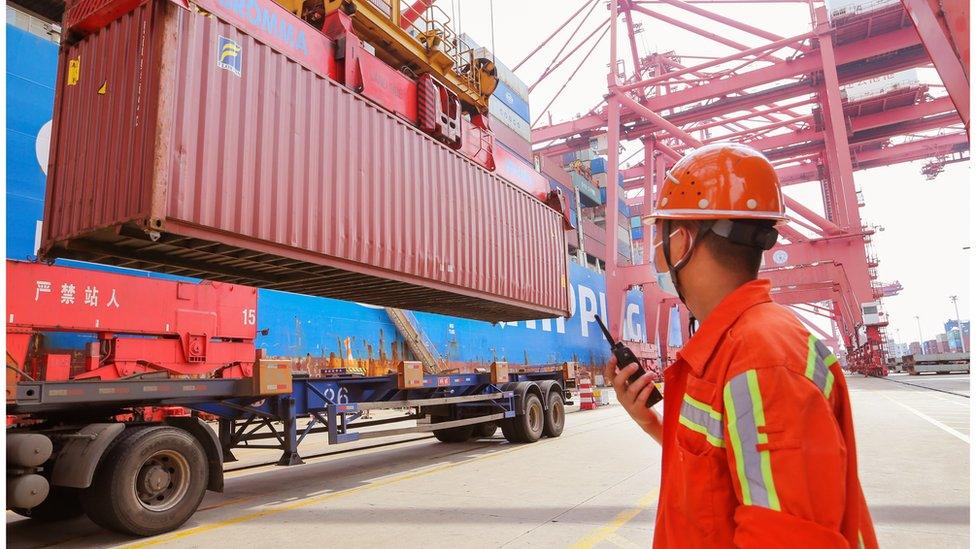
[671,221,697,262]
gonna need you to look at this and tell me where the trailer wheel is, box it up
[473,421,498,438]
[81,426,208,536]
[11,486,84,522]
[543,391,565,438]
[510,392,545,443]
[433,425,476,443]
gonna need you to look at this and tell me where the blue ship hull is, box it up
[6,25,650,371]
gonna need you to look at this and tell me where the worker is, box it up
[604,143,877,548]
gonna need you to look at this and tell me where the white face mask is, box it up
[652,228,683,297]
[655,270,680,297]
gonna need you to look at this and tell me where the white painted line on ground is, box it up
[927,394,971,408]
[881,394,970,444]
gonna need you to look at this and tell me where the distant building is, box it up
[923,339,939,354]
[909,341,922,355]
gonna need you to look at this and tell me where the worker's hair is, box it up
[675,219,774,277]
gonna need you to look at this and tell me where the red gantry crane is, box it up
[522,0,968,375]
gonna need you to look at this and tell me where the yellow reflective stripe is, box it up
[858,530,865,549]
[745,370,781,511]
[805,334,818,380]
[726,370,781,510]
[723,380,752,505]
[806,334,837,399]
[683,393,722,420]
[677,414,725,447]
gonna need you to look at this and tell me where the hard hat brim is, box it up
[643,209,788,225]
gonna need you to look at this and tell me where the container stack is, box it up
[460,34,533,161]
[551,145,641,266]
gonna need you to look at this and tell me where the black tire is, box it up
[81,426,208,536]
[543,391,565,438]
[11,486,84,522]
[472,421,498,438]
[512,392,545,443]
[432,424,475,443]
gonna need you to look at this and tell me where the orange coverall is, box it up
[653,279,877,548]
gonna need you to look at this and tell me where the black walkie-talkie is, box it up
[595,314,663,408]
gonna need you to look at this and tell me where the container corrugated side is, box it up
[41,0,569,322]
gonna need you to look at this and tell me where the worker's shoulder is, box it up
[722,301,810,378]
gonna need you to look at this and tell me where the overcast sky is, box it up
[454,0,970,344]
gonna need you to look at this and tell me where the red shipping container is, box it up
[42,0,569,322]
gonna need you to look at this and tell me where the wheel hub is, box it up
[141,466,171,494]
[529,404,542,432]
[134,450,191,512]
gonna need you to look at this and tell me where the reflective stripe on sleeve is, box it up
[805,334,837,398]
[679,394,724,447]
[858,530,865,549]
[724,370,781,510]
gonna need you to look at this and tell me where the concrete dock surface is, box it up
[7,373,970,548]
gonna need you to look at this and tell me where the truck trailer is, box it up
[7,260,574,536]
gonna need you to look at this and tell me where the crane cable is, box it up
[489,0,496,71]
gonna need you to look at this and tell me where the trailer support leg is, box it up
[277,397,304,466]
[218,418,238,463]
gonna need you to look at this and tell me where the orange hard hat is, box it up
[646,142,787,223]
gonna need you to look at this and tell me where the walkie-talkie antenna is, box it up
[594,314,615,345]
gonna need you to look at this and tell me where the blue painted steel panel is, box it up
[492,80,530,123]
[7,25,648,371]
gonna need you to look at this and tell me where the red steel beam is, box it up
[618,96,959,189]
[850,96,955,131]
[900,0,970,132]
[652,0,800,49]
[630,5,757,53]
[620,32,812,92]
[533,26,923,142]
[815,7,858,229]
[614,91,704,147]
[777,132,968,183]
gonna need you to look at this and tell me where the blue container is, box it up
[493,80,530,124]
[630,217,641,229]
[590,157,607,174]
[631,226,644,240]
